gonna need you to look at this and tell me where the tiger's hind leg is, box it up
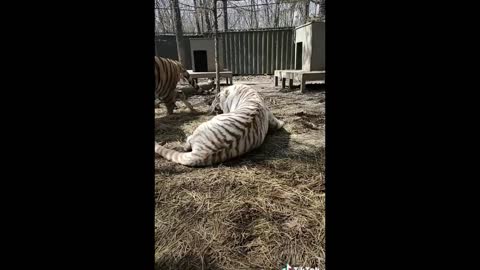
[183,135,193,151]
[163,88,178,115]
[165,102,175,115]
[267,111,285,130]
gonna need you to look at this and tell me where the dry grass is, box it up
[155,76,325,270]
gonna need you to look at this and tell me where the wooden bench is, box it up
[187,70,233,85]
[274,70,325,93]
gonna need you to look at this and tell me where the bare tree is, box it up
[202,0,213,32]
[155,0,175,33]
[200,2,205,32]
[193,0,202,34]
[264,0,271,27]
[212,0,220,93]
[304,0,310,23]
[320,0,325,20]
[155,1,167,33]
[171,0,186,65]
[288,2,295,27]
[274,0,280,28]
[223,0,228,31]
[154,0,322,34]
[311,0,325,20]
[251,0,259,29]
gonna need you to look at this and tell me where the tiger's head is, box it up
[207,87,233,115]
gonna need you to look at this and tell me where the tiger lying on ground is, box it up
[155,84,285,167]
[155,56,206,115]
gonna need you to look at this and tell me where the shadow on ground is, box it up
[155,111,206,143]
[155,254,221,270]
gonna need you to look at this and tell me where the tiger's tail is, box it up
[155,143,197,166]
[155,142,231,167]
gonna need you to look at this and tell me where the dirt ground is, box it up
[155,76,325,270]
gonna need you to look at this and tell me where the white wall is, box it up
[189,39,224,72]
[294,21,325,71]
[295,23,312,71]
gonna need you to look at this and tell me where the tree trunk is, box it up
[155,4,167,33]
[290,4,297,27]
[305,0,310,23]
[320,0,325,19]
[200,2,204,32]
[274,0,280,28]
[250,0,254,29]
[193,0,202,34]
[251,0,258,29]
[223,0,228,31]
[213,0,220,93]
[203,0,212,32]
[171,0,186,65]
[169,0,176,32]
[264,0,270,27]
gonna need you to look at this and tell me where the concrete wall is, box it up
[294,21,325,71]
[310,21,325,70]
[295,23,312,71]
[189,38,224,72]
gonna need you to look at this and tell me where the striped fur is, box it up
[155,84,285,167]
[154,56,203,115]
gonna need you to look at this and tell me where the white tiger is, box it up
[155,84,285,166]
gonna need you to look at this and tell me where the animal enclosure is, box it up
[154,1,326,268]
[155,76,325,269]
[155,21,325,76]
[155,28,296,75]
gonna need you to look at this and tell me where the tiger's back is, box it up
[155,84,285,166]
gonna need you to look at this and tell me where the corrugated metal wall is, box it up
[221,29,294,75]
[155,28,295,75]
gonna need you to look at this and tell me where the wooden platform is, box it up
[187,70,233,85]
[274,70,325,92]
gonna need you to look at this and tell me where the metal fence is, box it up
[155,28,295,75]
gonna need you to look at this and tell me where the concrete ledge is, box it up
[274,70,325,92]
[187,70,233,85]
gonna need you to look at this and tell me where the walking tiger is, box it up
[155,56,204,114]
[155,84,285,166]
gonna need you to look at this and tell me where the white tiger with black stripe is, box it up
[155,84,285,167]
